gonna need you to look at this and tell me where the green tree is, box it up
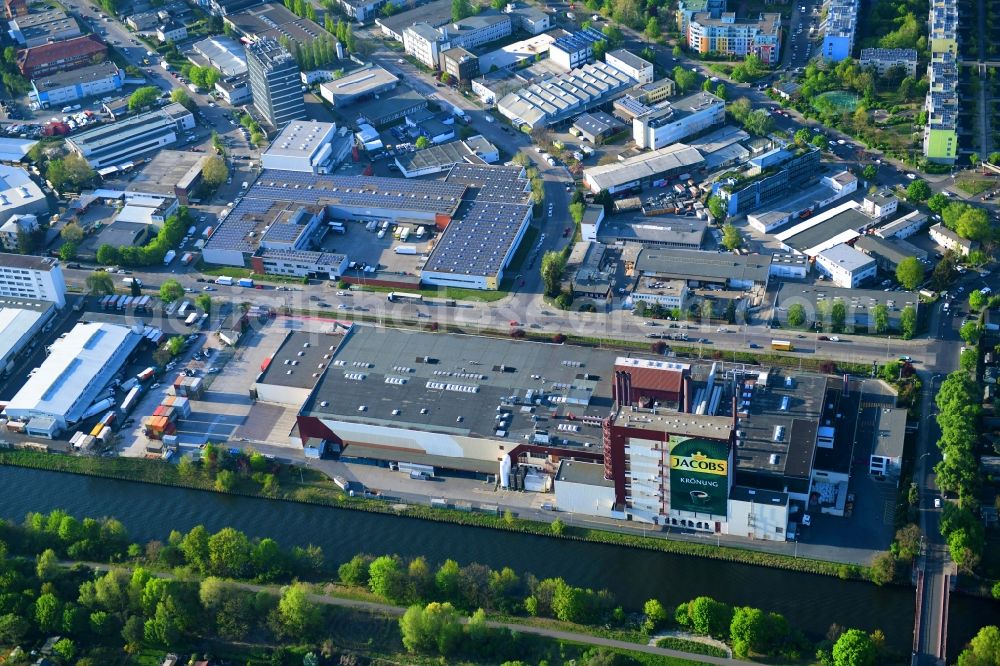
[960,346,978,372]
[214,468,236,492]
[35,593,62,632]
[868,551,896,585]
[894,306,915,340]
[202,155,228,187]
[51,638,75,662]
[180,525,210,572]
[277,583,321,639]
[644,16,660,38]
[170,87,194,111]
[960,321,981,345]
[85,268,115,296]
[894,524,922,562]
[159,279,184,303]
[861,164,878,181]
[642,599,667,633]
[207,527,251,578]
[339,555,372,586]
[95,244,120,266]
[435,559,462,602]
[450,0,473,21]
[369,555,407,603]
[399,602,464,655]
[415,135,430,149]
[956,625,1000,666]
[129,86,161,111]
[969,289,986,310]
[905,179,931,202]
[970,152,980,166]
[195,292,213,315]
[872,303,889,334]
[0,614,30,644]
[787,303,806,327]
[895,256,924,290]
[60,222,84,243]
[36,548,60,581]
[540,250,567,297]
[550,518,565,536]
[721,222,741,250]
[569,201,586,225]
[672,44,682,57]
[833,628,877,666]
[955,207,991,241]
[686,596,732,638]
[715,83,727,99]
[927,192,949,213]
[601,23,623,46]
[707,195,726,221]
[121,615,144,653]
[831,301,846,332]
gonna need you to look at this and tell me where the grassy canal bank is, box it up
[0,448,874,582]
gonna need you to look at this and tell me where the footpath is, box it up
[71,561,759,666]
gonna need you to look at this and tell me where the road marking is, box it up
[882,499,895,525]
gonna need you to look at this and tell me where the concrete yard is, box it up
[316,219,434,277]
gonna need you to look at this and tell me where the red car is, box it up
[510,320,519,326]
[563,226,571,237]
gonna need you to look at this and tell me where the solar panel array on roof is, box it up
[422,202,530,276]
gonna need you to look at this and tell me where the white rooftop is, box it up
[4,322,141,425]
[817,242,875,272]
[263,121,337,159]
[0,304,45,365]
[0,165,44,210]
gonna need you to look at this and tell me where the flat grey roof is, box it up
[0,253,59,271]
[351,86,426,125]
[264,121,334,158]
[256,329,346,389]
[205,171,466,254]
[598,216,706,248]
[376,0,452,35]
[606,48,652,72]
[853,235,927,266]
[816,243,875,272]
[321,65,398,100]
[33,61,117,90]
[227,2,324,46]
[635,248,771,283]
[396,140,473,172]
[573,111,624,136]
[775,283,920,316]
[127,150,205,196]
[556,459,614,487]
[302,326,620,450]
[871,406,907,459]
[782,206,873,252]
[583,143,704,191]
[730,485,788,504]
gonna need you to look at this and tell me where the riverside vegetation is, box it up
[0,510,946,666]
[0,448,874,581]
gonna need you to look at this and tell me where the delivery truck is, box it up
[237,278,254,288]
[215,276,234,286]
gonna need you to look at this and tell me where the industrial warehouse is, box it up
[202,164,531,289]
[246,324,881,541]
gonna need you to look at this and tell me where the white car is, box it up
[801,514,811,527]
[934,498,942,508]
[829,336,840,342]
[905,173,917,180]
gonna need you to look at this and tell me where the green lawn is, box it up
[956,178,995,196]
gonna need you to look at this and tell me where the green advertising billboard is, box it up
[669,436,730,516]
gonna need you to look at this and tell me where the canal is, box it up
[1,467,994,656]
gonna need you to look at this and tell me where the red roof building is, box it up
[17,34,107,78]
[5,0,27,18]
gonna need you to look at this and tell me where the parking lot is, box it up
[316,219,434,278]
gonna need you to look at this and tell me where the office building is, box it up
[156,22,187,43]
[859,48,918,77]
[376,0,455,41]
[868,407,907,484]
[3,322,143,436]
[9,8,80,47]
[31,61,122,108]
[318,65,398,106]
[716,147,820,216]
[260,121,351,173]
[403,14,511,69]
[440,47,480,82]
[580,204,605,242]
[16,34,107,78]
[247,38,307,130]
[572,111,626,144]
[746,170,857,233]
[633,91,725,150]
[0,253,66,308]
[215,74,252,105]
[814,243,876,288]
[497,60,634,129]
[820,0,857,61]
[334,0,402,21]
[605,49,654,85]
[687,12,781,64]
[875,210,927,240]
[548,27,605,70]
[68,103,195,168]
[505,3,550,34]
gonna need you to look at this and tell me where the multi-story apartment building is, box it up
[687,12,782,64]
[924,0,958,163]
[820,0,857,61]
[675,0,725,35]
[859,48,918,76]
[0,254,66,308]
[247,38,307,130]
